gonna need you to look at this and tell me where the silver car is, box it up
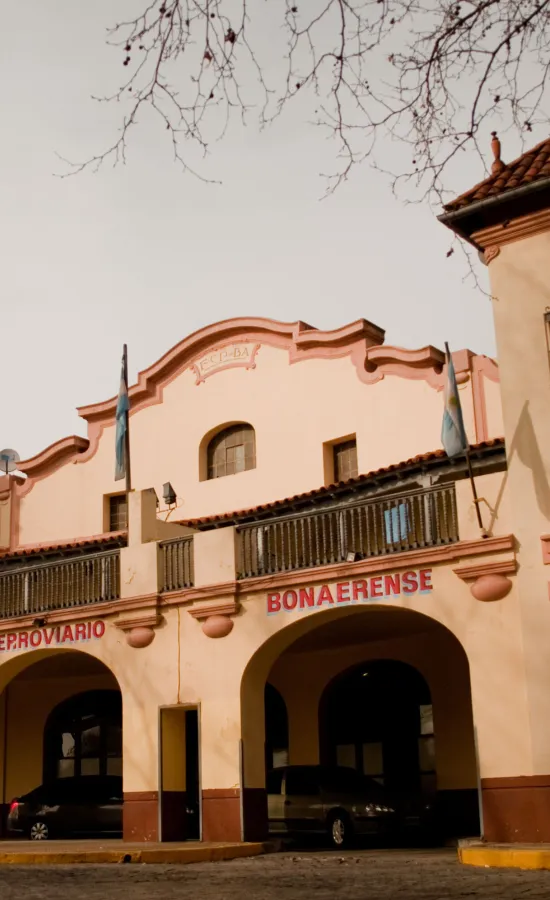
[267,765,396,848]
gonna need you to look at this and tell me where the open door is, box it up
[160,706,200,841]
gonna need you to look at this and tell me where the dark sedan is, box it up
[7,775,123,841]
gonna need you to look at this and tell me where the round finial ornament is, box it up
[471,574,512,602]
[202,615,234,638]
[127,626,156,648]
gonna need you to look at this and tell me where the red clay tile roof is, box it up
[444,137,550,213]
[0,531,127,562]
[180,438,505,528]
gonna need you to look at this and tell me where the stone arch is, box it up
[241,602,480,841]
[0,648,123,835]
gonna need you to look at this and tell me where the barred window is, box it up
[207,425,256,480]
[109,495,128,532]
[333,439,358,482]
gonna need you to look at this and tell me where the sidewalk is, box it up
[458,841,550,870]
[0,838,267,865]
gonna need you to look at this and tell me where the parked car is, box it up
[267,765,398,848]
[7,775,123,841]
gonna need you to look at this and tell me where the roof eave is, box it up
[439,177,550,242]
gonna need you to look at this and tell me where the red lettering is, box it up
[87,622,93,640]
[317,585,334,606]
[44,628,55,645]
[419,569,433,592]
[299,588,315,609]
[18,632,29,649]
[55,626,61,643]
[30,630,42,648]
[352,580,368,601]
[282,590,298,611]
[384,574,401,596]
[92,621,106,639]
[402,571,419,594]
[6,634,16,650]
[61,625,74,643]
[369,576,383,598]
[75,623,87,641]
[336,582,351,604]
[0,635,5,651]
[267,593,281,614]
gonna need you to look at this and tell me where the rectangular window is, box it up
[109,495,128,532]
[333,439,358,482]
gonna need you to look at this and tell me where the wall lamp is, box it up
[163,482,177,507]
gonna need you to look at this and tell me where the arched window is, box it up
[207,424,256,480]
[43,690,122,782]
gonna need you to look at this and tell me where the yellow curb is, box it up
[459,846,550,870]
[0,842,266,866]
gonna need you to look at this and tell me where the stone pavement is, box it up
[1,848,550,899]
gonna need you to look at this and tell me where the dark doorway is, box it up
[185,709,200,840]
[160,706,200,841]
[264,684,289,773]
[320,661,435,798]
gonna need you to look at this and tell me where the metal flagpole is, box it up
[465,447,486,534]
[123,344,132,494]
[443,342,486,537]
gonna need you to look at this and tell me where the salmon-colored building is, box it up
[0,136,548,847]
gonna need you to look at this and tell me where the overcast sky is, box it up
[1,2,536,460]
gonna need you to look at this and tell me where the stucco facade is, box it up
[0,306,537,845]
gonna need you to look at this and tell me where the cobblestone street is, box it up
[1,849,550,899]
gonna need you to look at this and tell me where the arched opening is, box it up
[320,661,435,798]
[242,604,480,844]
[44,690,122,783]
[0,650,122,840]
[265,683,289,772]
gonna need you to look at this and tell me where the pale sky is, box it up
[1,2,536,460]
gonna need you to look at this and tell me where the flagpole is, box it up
[123,343,132,494]
[443,342,486,537]
[465,448,485,534]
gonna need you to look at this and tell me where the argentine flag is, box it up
[114,348,129,482]
[441,342,468,458]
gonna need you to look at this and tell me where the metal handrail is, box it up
[236,484,458,579]
[160,535,194,591]
[0,549,121,620]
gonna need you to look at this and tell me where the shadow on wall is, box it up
[508,401,550,520]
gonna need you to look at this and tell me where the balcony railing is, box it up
[237,485,458,579]
[160,536,194,592]
[0,549,121,620]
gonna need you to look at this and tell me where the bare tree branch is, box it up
[67,0,550,203]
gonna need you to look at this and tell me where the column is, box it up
[122,691,160,842]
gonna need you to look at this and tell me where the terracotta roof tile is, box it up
[0,532,127,562]
[444,138,550,212]
[180,438,505,528]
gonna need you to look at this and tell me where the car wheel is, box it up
[328,812,351,849]
[29,821,50,841]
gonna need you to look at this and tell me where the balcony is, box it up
[236,485,458,579]
[160,535,194,592]
[0,549,121,620]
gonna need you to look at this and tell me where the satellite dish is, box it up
[0,449,20,475]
